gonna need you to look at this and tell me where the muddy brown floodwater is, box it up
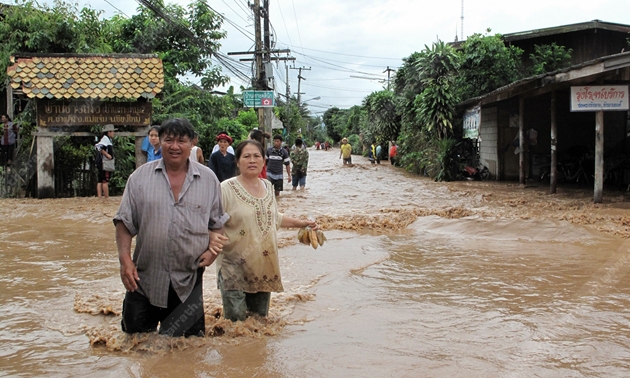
[1,148,630,377]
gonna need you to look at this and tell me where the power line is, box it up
[274,0,293,47]
[304,82,376,93]
[232,0,252,19]
[103,0,130,18]
[279,44,402,61]
[290,0,304,53]
[134,0,252,84]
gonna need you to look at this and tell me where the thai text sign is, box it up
[37,100,152,127]
[570,85,629,112]
[463,105,480,138]
[242,90,275,107]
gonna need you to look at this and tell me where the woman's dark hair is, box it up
[295,138,303,147]
[147,125,160,135]
[249,129,265,144]
[234,140,265,160]
[159,118,195,140]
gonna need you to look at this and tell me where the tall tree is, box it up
[456,30,524,100]
[362,90,401,144]
[414,40,460,139]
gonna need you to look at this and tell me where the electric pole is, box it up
[383,66,395,90]
[285,59,290,135]
[291,66,311,105]
[227,0,295,146]
[261,0,272,144]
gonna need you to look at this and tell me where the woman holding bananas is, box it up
[217,140,318,322]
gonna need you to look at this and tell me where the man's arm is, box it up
[116,221,139,292]
[284,151,292,178]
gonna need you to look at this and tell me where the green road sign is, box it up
[242,90,275,107]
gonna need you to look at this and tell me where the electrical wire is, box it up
[279,44,402,60]
[274,0,293,47]
[104,0,130,18]
[219,0,250,24]
[134,0,252,84]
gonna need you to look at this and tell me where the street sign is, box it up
[242,90,275,107]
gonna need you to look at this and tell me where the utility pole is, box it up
[261,0,272,144]
[227,1,295,146]
[252,0,266,142]
[285,59,290,135]
[290,66,310,137]
[383,66,395,90]
[291,66,311,105]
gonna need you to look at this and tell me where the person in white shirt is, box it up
[189,132,205,164]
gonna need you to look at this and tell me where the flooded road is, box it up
[1,148,629,377]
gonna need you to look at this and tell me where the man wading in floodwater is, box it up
[114,118,229,337]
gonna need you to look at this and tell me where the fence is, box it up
[0,153,96,198]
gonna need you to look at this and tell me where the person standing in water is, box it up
[95,124,116,199]
[290,138,309,190]
[266,135,291,196]
[114,118,229,337]
[217,140,317,322]
[339,137,352,165]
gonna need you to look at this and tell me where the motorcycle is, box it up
[460,162,490,180]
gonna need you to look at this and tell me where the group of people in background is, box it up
[114,122,311,197]
[340,138,397,166]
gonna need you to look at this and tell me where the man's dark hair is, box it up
[273,134,283,141]
[295,138,303,147]
[159,118,195,140]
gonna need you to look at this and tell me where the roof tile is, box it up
[7,54,164,99]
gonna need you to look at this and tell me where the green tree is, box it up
[456,30,524,100]
[362,90,401,145]
[0,0,117,88]
[529,43,573,75]
[414,40,460,139]
[323,107,344,142]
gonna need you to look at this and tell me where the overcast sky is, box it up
[22,0,630,113]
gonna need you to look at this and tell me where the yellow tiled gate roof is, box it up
[7,54,164,99]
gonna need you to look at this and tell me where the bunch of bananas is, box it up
[297,226,327,249]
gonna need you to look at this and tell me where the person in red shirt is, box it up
[389,142,398,166]
[248,129,270,178]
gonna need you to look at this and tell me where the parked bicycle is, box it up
[540,148,592,184]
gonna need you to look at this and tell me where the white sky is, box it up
[16,0,630,112]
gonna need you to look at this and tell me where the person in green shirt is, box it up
[290,138,309,190]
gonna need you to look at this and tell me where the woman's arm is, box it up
[281,216,317,229]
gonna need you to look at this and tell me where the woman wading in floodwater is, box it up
[217,140,318,321]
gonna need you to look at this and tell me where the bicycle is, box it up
[540,155,590,184]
